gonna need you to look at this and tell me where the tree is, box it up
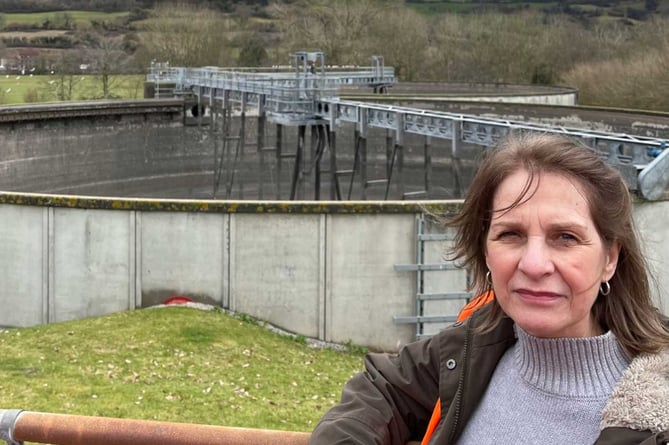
[49,50,85,100]
[269,0,389,66]
[135,2,233,67]
[237,33,268,67]
[426,11,600,84]
[80,30,131,99]
[364,4,429,81]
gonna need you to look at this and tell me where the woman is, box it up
[309,133,669,444]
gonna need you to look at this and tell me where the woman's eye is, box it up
[558,233,578,242]
[498,231,519,239]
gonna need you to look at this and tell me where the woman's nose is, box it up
[517,237,555,277]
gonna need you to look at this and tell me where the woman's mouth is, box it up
[515,288,562,303]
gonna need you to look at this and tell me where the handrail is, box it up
[0,410,310,445]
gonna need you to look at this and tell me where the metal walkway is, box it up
[147,51,669,201]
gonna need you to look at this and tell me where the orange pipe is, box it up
[7,411,310,445]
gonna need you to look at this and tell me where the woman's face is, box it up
[485,169,620,338]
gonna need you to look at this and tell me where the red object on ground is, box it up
[163,295,193,305]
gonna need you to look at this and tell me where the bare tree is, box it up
[426,11,600,84]
[365,4,429,81]
[269,0,389,66]
[80,31,131,99]
[50,50,85,100]
[135,2,233,67]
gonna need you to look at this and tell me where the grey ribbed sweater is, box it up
[455,325,630,445]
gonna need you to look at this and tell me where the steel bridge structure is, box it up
[147,51,669,201]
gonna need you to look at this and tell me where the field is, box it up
[2,10,130,27]
[0,74,146,105]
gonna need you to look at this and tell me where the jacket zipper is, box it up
[446,316,474,444]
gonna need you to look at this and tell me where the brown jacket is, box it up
[309,306,669,444]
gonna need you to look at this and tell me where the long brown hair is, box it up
[447,132,669,357]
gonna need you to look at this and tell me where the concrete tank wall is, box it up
[0,196,667,351]
[1,100,668,351]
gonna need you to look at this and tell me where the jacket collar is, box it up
[600,349,669,433]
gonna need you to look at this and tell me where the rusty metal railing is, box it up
[0,410,310,445]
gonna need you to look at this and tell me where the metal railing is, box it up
[0,409,309,445]
[146,57,669,201]
[325,99,669,199]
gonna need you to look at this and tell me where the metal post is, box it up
[358,108,368,201]
[314,125,326,200]
[209,89,214,128]
[197,87,202,128]
[354,128,363,200]
[328,125,338,200]
[276,124,283,200]
[257,95,266,199]
[290,125,306,200]
[357,135,367,200]
[424,135,432,198]
[396,113,405,199]
[211,98,219,198]
[385,129,393,181]
[310,125,318,199]
[452,119,463,198]
[213,90,231,198]
[235,93,247,199]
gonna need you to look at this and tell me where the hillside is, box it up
[1,0,668,110]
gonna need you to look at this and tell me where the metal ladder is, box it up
[393,214,472,339]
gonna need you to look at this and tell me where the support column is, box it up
[328,125,338,200]
[385,113,405,200]
[235,92,247,199]
[276,124,283,200]
[354,128,362,200]
[424,135,432,198]
[385,129,393,180]
[396,113,405,199]
[290,125,306,200]
[357,135,368,200]
[314,125,326,200]
[211,97,219,198]
[197,87,203,128]
[257,95,266,199]
[213,90,231,198]
[310,125,318,199]
[452,119,463,198]
[358,108,368,201]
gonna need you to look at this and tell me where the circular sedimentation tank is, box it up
[0,82,668,201]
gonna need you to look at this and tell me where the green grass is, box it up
[0,74,146,105]
[0,307,365,432]
[2,11,130,28]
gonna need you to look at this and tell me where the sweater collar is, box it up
[513,325,630,398]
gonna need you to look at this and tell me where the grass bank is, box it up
[0,306,365,433]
